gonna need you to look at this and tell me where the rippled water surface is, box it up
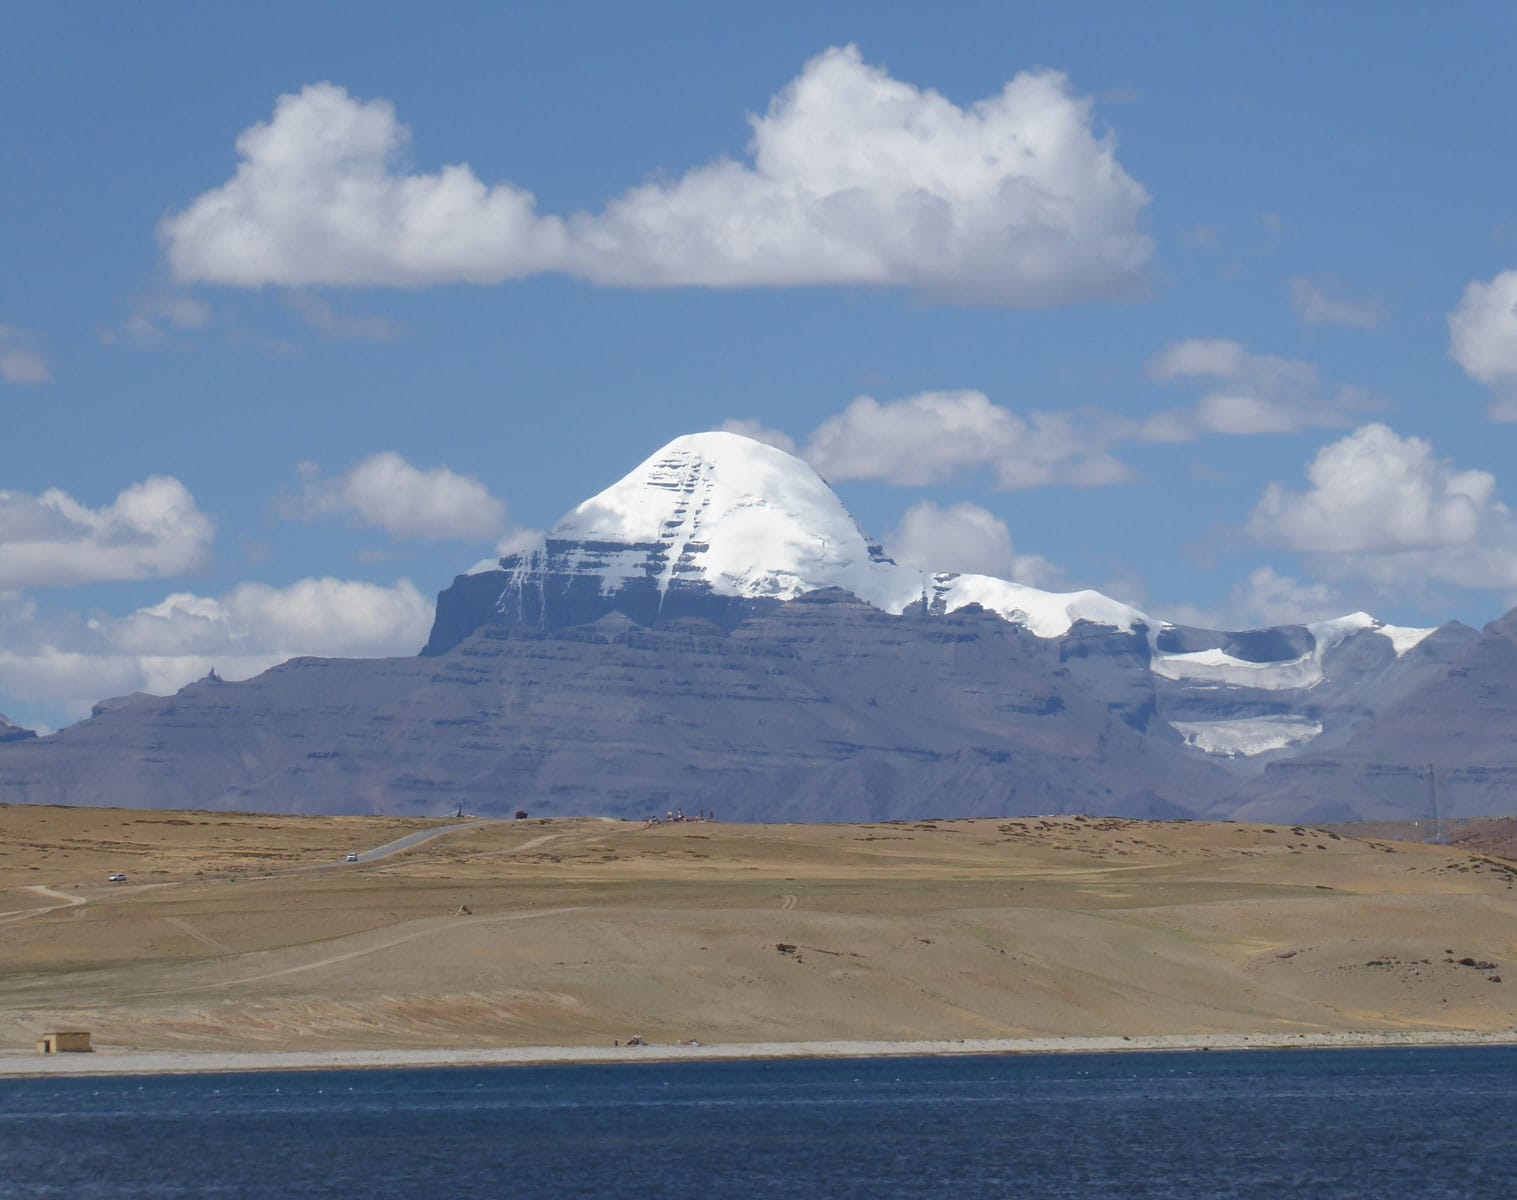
[3,1047,1515,1198]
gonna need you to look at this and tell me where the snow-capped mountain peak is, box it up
[547,431,923,609]
[462,433,1437,674]
[554,432,858,552]
[537,431,1163,636]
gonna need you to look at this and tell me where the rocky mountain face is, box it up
[0,592,1230,821]
[0,432,1508,823]
[1231,607,1517,824]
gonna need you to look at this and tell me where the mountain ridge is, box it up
[0,431,1507,824]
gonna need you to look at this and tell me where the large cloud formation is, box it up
[160,47,1152,307]
[0,477,214,589]
[1449,269,1517,420]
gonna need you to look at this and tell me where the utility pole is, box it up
[1426,763,1441,844]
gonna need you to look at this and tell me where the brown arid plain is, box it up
[2,804,1516,1069]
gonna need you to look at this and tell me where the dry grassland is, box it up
[3,805,1515,1055]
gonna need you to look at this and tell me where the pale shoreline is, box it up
[4,1029,1516,1079]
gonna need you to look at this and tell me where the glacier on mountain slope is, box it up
[1169,716,1325,757]
[478,431,1435,756]
[1150,613,1435,694]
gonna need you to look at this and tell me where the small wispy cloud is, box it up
[1145,338,1378,435]
[285,292,405,342]
[0,324,50,385]
[99,293,211,349]
[1289,277,1387,329]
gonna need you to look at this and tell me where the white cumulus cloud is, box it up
[160,82,566,287]
[0,477,214,589]
[291,452,508,540]
[1448,269,1517,420]
[1145,338,1373,436]
[105,578,433,659]
[801,343,1371,495]
[1165,567,1348,631]
[1248,424,1497,554]
[160,47,1152,307]
[887,501,1060,586]
[1227,567,1346,626]
[804,390,1132,490]
[0,577,432,725]
[566,46,1152,305]
[1245,424,1517,598]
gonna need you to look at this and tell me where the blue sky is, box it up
[4,1,1517,732]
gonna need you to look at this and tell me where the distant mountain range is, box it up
[1,432,1512,824]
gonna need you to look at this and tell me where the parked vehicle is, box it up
[108,873,126,882]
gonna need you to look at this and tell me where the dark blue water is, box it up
[3,1048,1515,1198]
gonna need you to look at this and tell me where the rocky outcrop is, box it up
[0,713,36,744]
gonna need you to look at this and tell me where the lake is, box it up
[2,1047,1515,1197]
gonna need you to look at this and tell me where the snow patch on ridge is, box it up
[1150,647,1323,691]
[1310,612,1434,658]
[931,573,1149,639]
[1377,622,1436,655]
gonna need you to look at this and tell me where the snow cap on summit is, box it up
[551,431,919,605]
[554,431,860,547]
[544,431,1159,635]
